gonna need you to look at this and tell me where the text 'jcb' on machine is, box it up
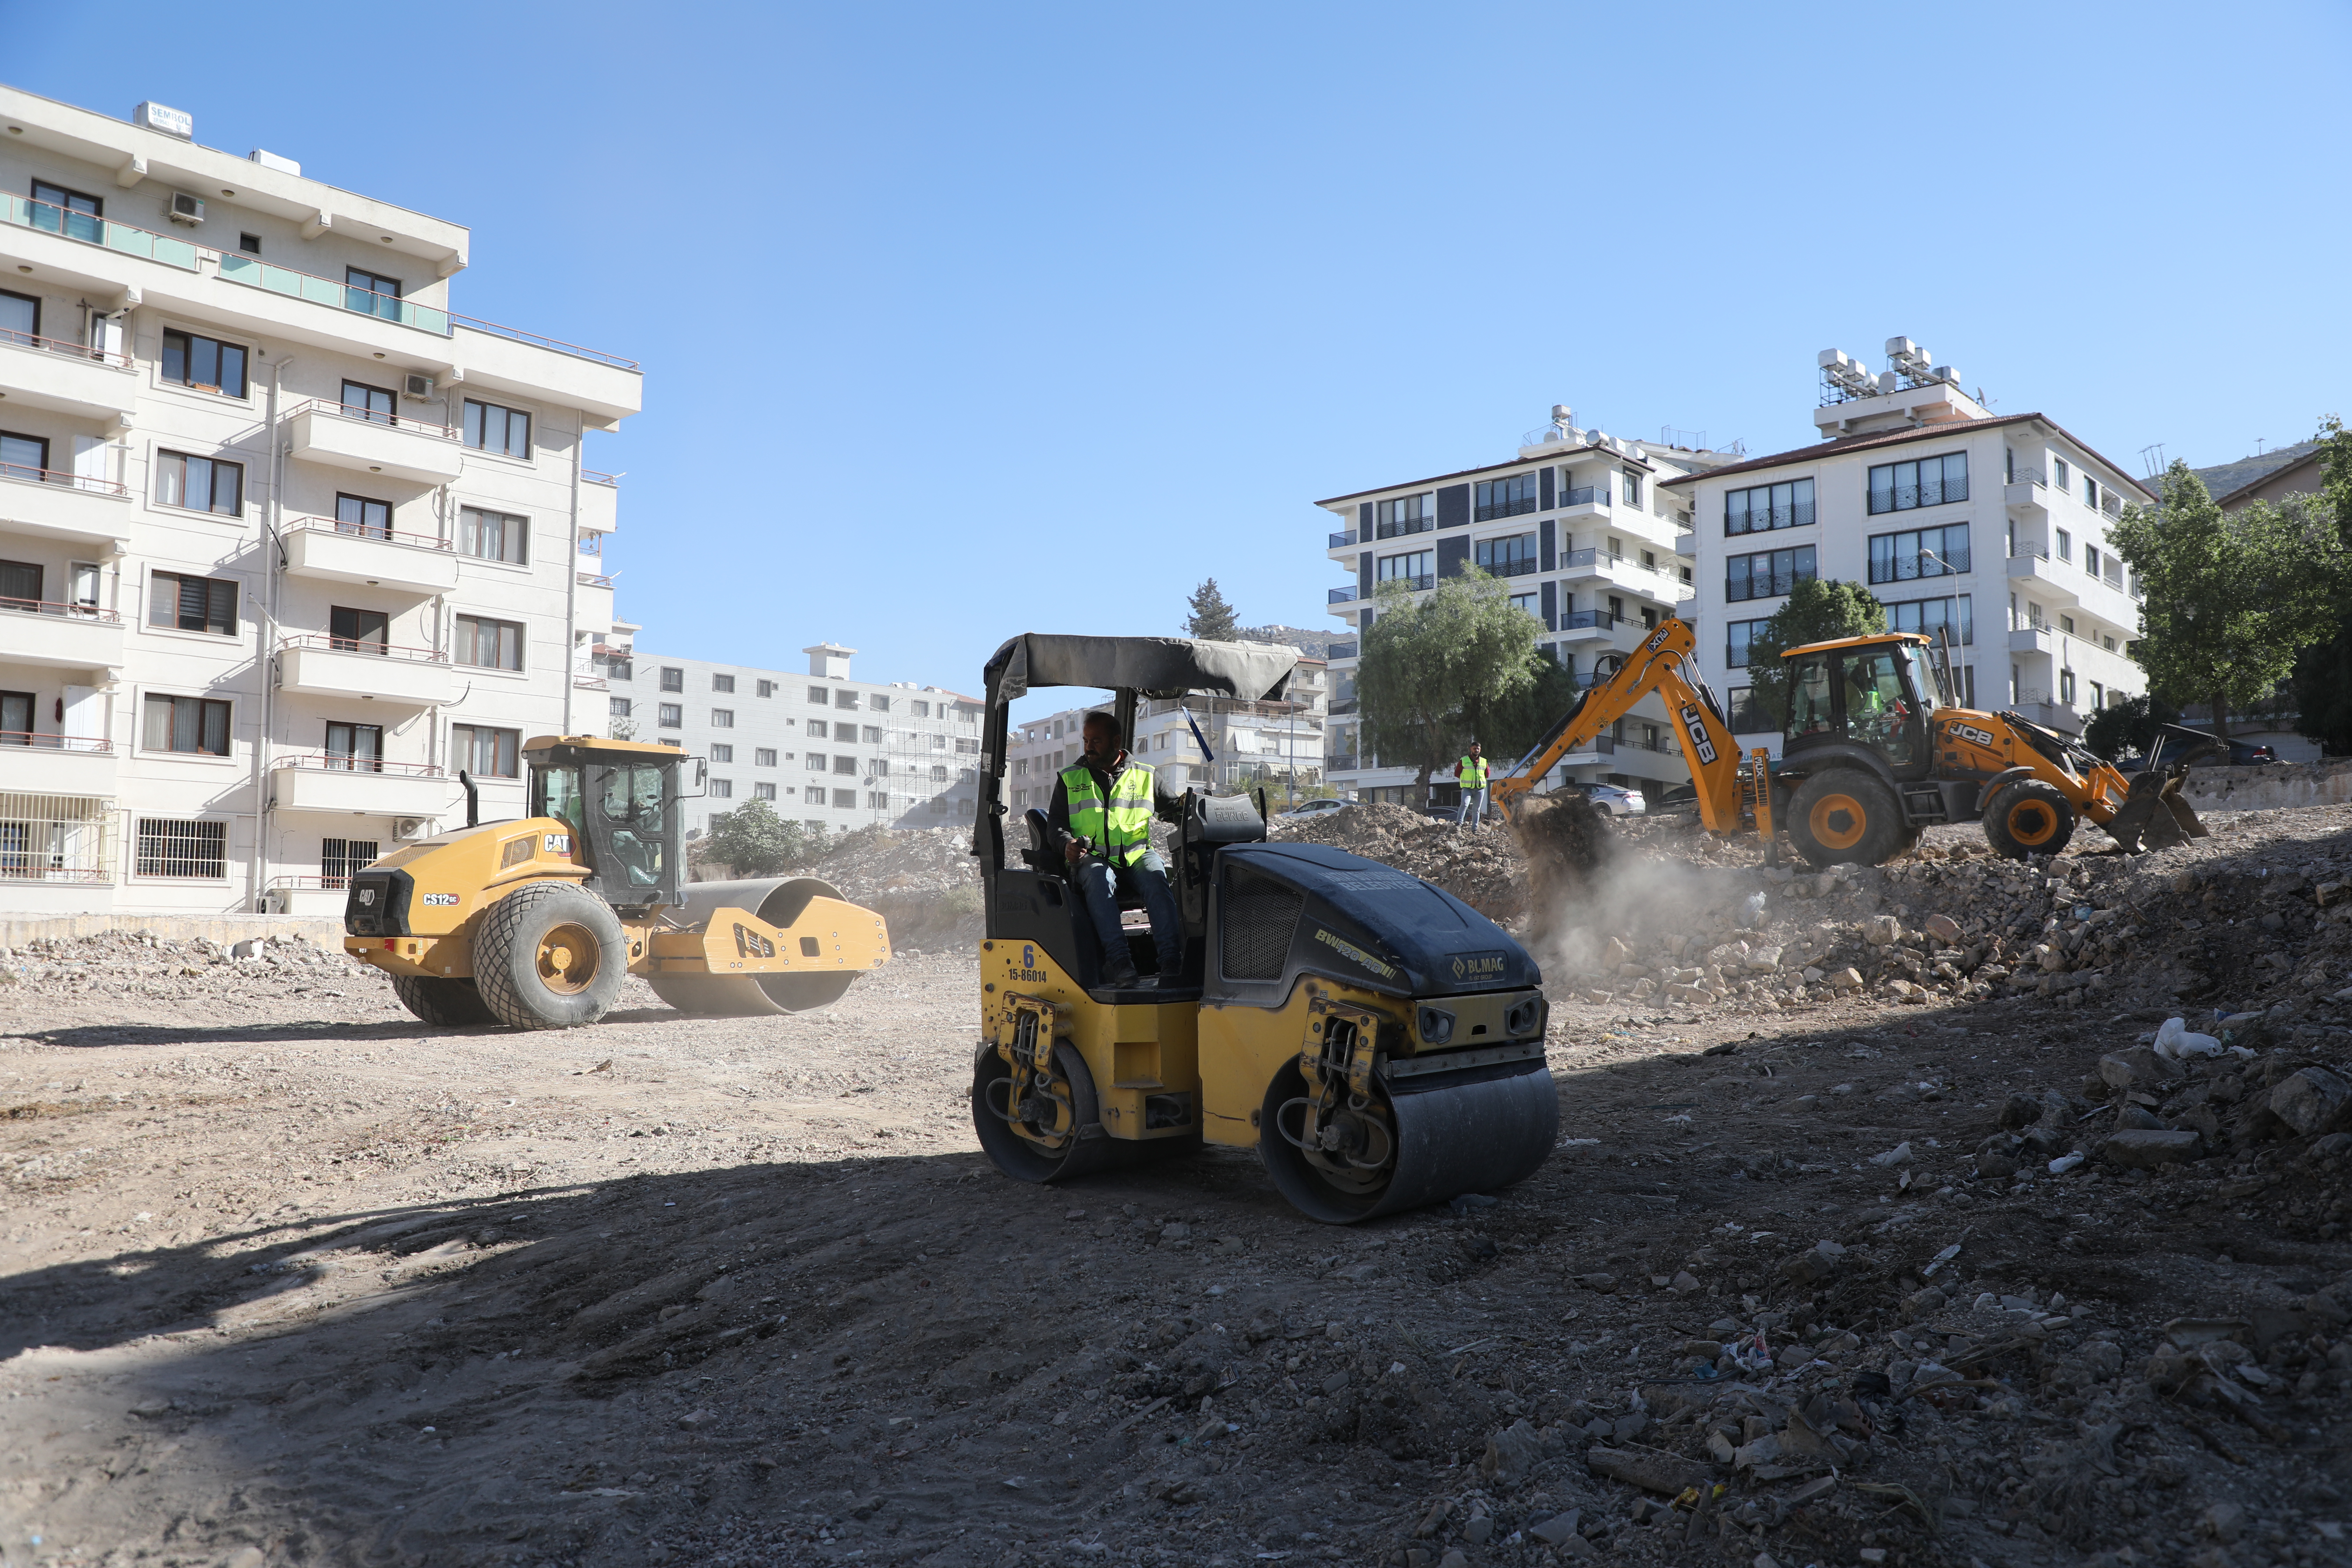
[1489,618,2206,866]
[967,634,1558,1224]
[342,735,889,1030]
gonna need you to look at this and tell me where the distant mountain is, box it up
[1238,624,1340,658]
[2189,439,2320,502]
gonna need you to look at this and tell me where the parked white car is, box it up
[1276,797,1350,820]
[1563,783,1645,817]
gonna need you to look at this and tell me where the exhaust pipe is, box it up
[458,769,479,828]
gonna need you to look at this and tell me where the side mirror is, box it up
[694,758,707,789]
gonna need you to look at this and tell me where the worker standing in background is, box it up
[1453,742,1490,829]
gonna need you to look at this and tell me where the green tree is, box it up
[2109,460,2345,740]
[2081,693,2182,761]
[1744,578,1887,726]
[2291,418,2352,754]
[1184,579,1239,642]
[1465,646,1583,771]
[1357,567,1539,804]
[700,796,822,877]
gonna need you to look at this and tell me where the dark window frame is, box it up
[1724,477,1816,534]
[155,449,244,516]
[1723,544,1818,603]
[461,398,532,459]
[1867,523,1972,584]
[29,180,102,244]
[1867,450,1969,514]
[335,492,392,539]
[1474,473,1540,523]
[133,816,228,878]
[0,429,51,483]
[340,378,397,424]
[0,288,37,347]
[146,570,239,636]
[328,604,390,653]
[454,613,525,671]
[140,694,232,757]
[161,328,250,398]
[457,505,529,565]
[451,722,521,778]
[344,266,404,320]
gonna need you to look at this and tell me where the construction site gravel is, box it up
[8,784,2352,1568]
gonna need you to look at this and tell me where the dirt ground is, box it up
[6,807,2352,1568]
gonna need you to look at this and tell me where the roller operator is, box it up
[1049,710,1184,987]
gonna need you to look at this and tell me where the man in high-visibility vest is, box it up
[1452,742,1490,829]
[1049,710,1183,987]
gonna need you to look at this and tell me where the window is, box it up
[29,180,102,243]
[754,782,777,801]
[458,507,528,565]
[1868,523,1971,583]
[2084,544,2101,579]
[147,571,238,635]
[610,696,632,718]
[1476,533,1537,576]
[710,779,733,799]
[709,743,733,763]
[931,764,949,782]
[238,232,261,255]
[861,724,883,744]
[142,694,231,756]
[954,736,979,755]
[2054,528,2072,563]
[658,667,684,692]
[452,723,519,778]
[0,289,35,348]
[1867,451,1969,513]
[755,748,777,767]
[135,817,226,878]
[1724,544,1816,602]
[1725,618,1773,672]
[1621,469,1643,509]
[833,789,858,809]
[869,693,890,712]
[2103,634,2118,652]
[1510,592,1539,616]
[155,450,243,515]
[0,430,50,486]
[462,399,531,458]
[2051,456,2071,491]
[324,721,383,771]
[2060,615,2075,636]
[328,605,389,653]
[657,703,682,727]
[2090,680,2105,710]
[804,785,827,805]
[833,756,857,775]
[931,733,948,750]
[1376,495,1433,537]
[454,614,524,670]
[344,267,403,320]
[1377,550,1434,589]
[333,380,393,427]
[161,329,248,397]
[336,493,392,540]
[321,836,378,888]
[1885,595,1972,646]
[702,673,733,695]
[1726,686,1771,732]
[834,689,859,709]
[711,708,735,728]
[756,679,776,698]
[2059,668,2077,705]
[1724,478,1815,534]
[867,791,889,810]
[2085,475,2100,509]
[807,685,829,704]
[807,753,828,771]
[1475,474,1539,522]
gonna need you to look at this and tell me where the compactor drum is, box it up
[343,736,889,1029]
[966,634,1558,1223]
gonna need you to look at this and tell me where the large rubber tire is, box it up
[1983,779,2077,860]
[1787,770,1909,869]
[971,1042,1115,1184]
[472,881,627,1030]
[391,974,498,1028]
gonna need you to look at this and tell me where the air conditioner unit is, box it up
[403,373,436,399]
[394,817,430,840]
[167,192,205,226]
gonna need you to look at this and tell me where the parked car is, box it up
[1554,782,1646,816]
[1276,797,1349,820]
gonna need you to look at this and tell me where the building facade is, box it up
[0,87,641,916]
[607,639,983,835]
[1668,343,2152,747]
[1318,409,1732,802]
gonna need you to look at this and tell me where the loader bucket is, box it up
[2102,767,2210,853]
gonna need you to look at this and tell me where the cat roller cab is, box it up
[967,633,1558,1224]
[343,735,888,1029]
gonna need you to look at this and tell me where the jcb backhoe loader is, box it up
[342,735,889,1029]
[968,634,1557,1224]
[1490,618,2207,867]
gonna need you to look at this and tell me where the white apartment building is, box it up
[0,88,639,916]
[607,639,983,835]
[1667,341,2152,748]
[1318,408,1734,801]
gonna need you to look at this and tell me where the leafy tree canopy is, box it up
[699,796,825,878]
[2082,693,2182,761]
[1744,578,1887,726]
[1358,568,1539,803]
[1184,579,1239,642]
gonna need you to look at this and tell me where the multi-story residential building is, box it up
[1318,408,1734,802]
[1667,342,2153,747]
[608,639,982,834]
[0,88,640,916]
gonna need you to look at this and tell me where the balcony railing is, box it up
[450,314,640,373]
[1868,480,1971,513]
[1478,556,1538,577]
[1326,698,1359,716]
[216,252,451,335]
[1328,530,1356,548]
[1324,753,1360,772]
[1375,575,1435,592]
[274,753,445,777]
[3,190,199,270]
[573,673,610,691]
[0,596,121,623]
[278,633,449,663]
[0,732,112,752]
[268,874,364,891]
[1561,485,1609,508]
[576,570,615,589]
[1326,640,1358,660]
[582,468,622,487]
[286,397,460,440]
[0,462,131,497]
[1556,610,1621,631]
[1328,586,1359,604]
[1374,519,1434,539]
[0,328,134,370]
[281,513,452,550]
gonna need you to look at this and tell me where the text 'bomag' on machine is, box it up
[343,735,889,1029]
[967,634,1559,1224]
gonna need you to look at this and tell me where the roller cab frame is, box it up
[968,633,1558,1223]
[342,734,888,1029]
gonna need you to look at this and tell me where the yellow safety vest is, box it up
[1457,754,1489,789]
[1062,761,1155,867]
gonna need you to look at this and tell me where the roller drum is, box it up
[1261,1058,1558,1224]
[645,876,862,1016]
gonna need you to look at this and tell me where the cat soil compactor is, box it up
[967,634,1558,1224]
[1490,618,2208,867]
[342,735,889,1030]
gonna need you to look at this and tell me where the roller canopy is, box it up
[983,634,1297,706]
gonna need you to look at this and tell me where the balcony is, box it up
[1328,586,1360,605]
[1327,530,1356,549]
[1555,610,1622,642]
[0,330,139,419]
[1477,556,1538,578]
[2005,551,2077,604]
[1675,532,1696,557]
[575,571,615,636]
[286,399,466,486]
[215,253,451,336]
[1325,640,1358,661]
[2,189,200,271]
[2009,625,2060,657]
[580,469,620,536]
[0,599,124,672]
[0,467,135,551]
[280,516,458,597]
[276,634,453,707]
[0,733,117,794]
[271,755,454,817]
[1559,485,1611,514]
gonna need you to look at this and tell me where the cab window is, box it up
[598,764,669,887]
[533,764,587,840]
[1787,653,1835,736]
[1842,648,1918,764]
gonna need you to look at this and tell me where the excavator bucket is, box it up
[2103,767,2210,853]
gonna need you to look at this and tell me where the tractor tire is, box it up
[472,881,626,1030]
[1787,770,1908,868]
[1983,779,2077,860]
[972,1041,1115,1184]
[391,974,498,1028]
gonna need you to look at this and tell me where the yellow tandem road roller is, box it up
[967,634,1558,1223]
[342,735,889,1029]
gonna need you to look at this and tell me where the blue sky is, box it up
[12,2,2348,699]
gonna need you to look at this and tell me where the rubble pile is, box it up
[0,930,388,1009]
[1274,803,1534,921]
[804,825,985,949]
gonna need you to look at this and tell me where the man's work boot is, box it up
[1101,955,1141,987]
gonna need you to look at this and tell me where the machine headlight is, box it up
[1505,997,1545,1037]
[1417,1005,1456,1046]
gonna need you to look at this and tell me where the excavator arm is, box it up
[1490,618,1752,831]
